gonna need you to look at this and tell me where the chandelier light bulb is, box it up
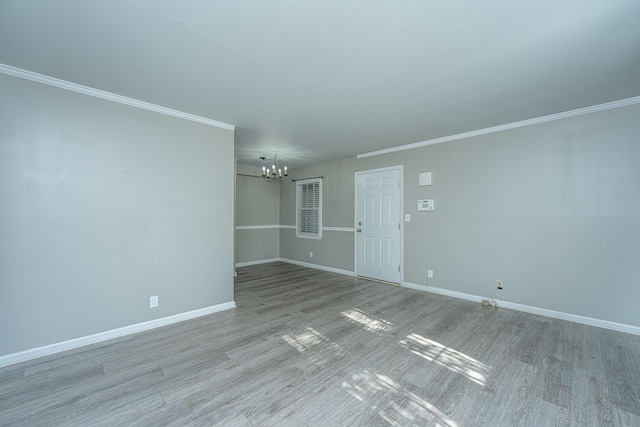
[260,154,289,183]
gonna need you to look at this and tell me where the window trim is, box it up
[295,178,322,240]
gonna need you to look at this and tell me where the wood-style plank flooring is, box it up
[1,262,640,426]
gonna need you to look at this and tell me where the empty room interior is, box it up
[1,1,640,426]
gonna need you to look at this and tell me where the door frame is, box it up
[354,165,404,285]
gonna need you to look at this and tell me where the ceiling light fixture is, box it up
[260,154,288,183]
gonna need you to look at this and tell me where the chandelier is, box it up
[260,154,288,183]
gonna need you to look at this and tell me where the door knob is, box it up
[357,228,362,232]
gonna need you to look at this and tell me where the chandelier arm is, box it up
[260,153,288,183]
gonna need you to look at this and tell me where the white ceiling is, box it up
[2,1,640,168]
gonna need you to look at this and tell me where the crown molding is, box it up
[358,95,640,159]
[0,63,235,131]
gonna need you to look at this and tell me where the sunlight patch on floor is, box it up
[342,370,458,426]
[399,334,490,385]
[282,327,345,367]
[340,308,395,333]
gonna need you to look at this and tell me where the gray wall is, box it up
[0,74,235,356]
[279,157,356,271]
[278,104,640,328]
[235,165,279,264]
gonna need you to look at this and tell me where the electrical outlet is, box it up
[496,280,503,290]
[310,252,313,258]
[150,296,158,308]
[427,269,434,279]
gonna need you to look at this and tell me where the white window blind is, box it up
[296,178,322,239]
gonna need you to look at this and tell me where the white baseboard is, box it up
[402,282,483,304]
[402,281,640,336]
[235,257,355,277]
[0,301,236,368]
[280,258,355,277]
[235,258,280,268]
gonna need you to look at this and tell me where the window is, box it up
[296,178,322,239]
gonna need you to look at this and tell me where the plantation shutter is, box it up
[296,178,322,239]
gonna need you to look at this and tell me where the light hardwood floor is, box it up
[1,262,639,426]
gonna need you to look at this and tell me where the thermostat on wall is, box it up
[417,199,435,211]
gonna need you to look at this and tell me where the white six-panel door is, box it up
[356,167,401,284]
